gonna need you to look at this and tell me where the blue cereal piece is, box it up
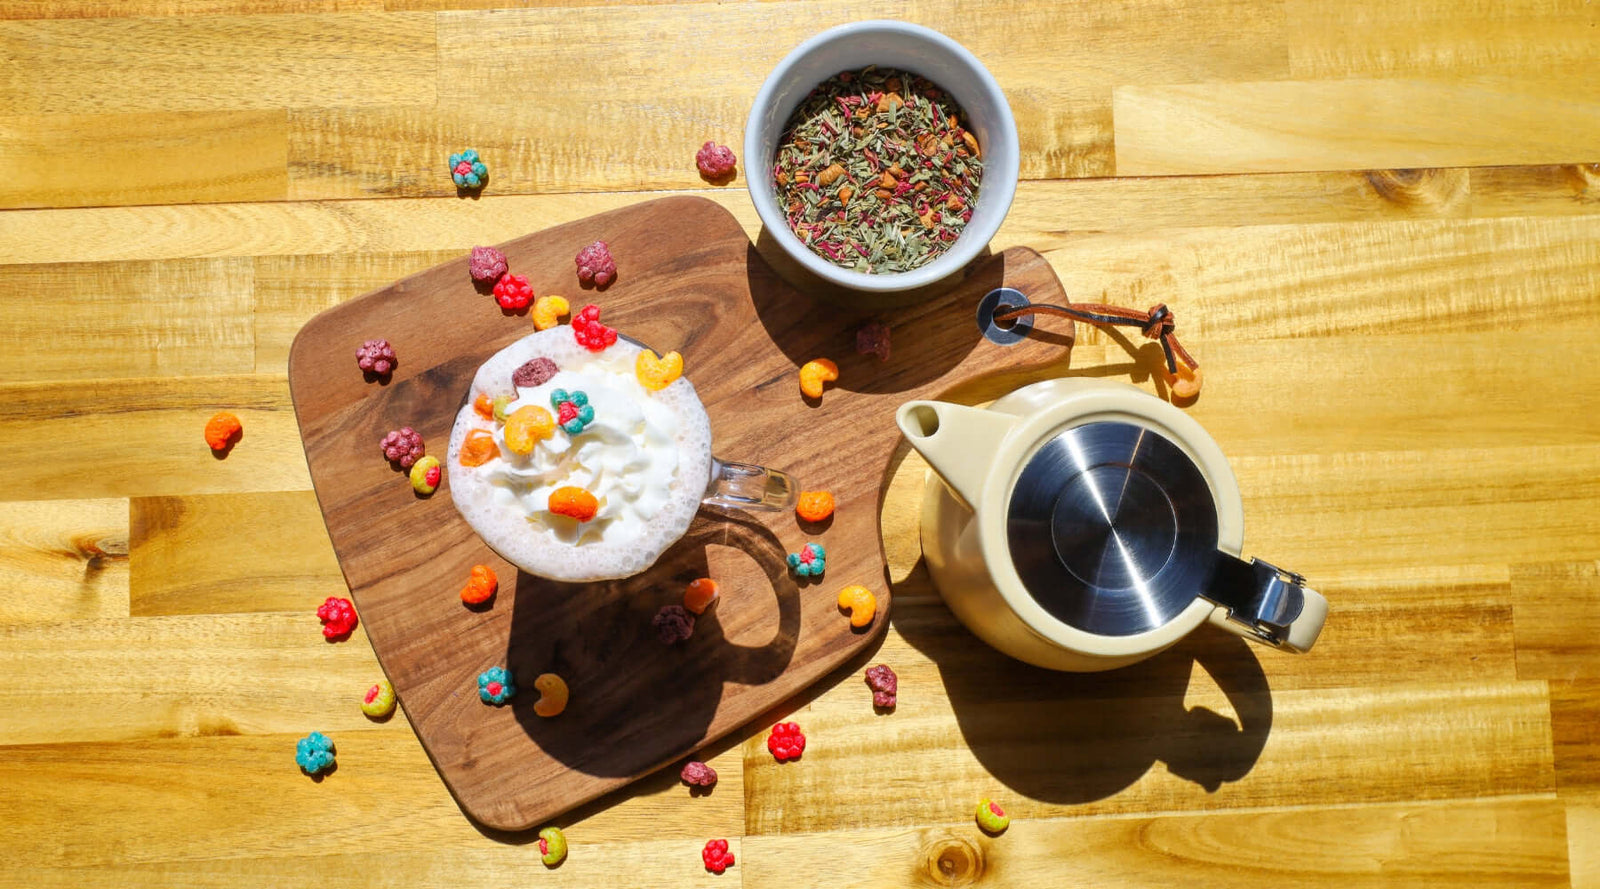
[296,731,336,775]
[550,389,595,434]
[478,666,516,705]
[786,542,826,577]
[449,149,489,189]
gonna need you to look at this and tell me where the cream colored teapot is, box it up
[897,378,1327,672]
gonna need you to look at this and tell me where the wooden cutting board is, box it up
[287,195,1073,831]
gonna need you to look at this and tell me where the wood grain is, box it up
[0,499,128,625]
[1513,563,1600,681]
[0,0,381,17]
[128,492,345,616]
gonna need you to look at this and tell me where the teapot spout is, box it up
[896,401,1018,510]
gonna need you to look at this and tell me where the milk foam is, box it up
[448,328,712,582]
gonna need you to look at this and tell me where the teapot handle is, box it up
[1201,556,1328,653]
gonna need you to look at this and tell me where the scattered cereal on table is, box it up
[458,428,500,467]
[317,596,358,640]
[786,542,826,577]
[975,798,1010,834]
[538,827,568,867]
[355,339,397,376]
[574,241,616,289]
[680,760,717,788]
[409,455,442,495]
[767,722,805,762]
[203,411,242,453]
[504,405,556,454]
[837,585,877,628]
[449,149,488,190]
[548,486,598,522]
[550,389,595,434]
[701,839,735,874]
[653,604,695,645]
[695,141,737,180]
[683,578,719,615]
[460,564,497,605]
[799,358,839,400]
[468,246,508,283]
[478,666,516,705]
[796,490,835,523]
[856,321,891,362]
[295,731,336,775]
[532,673,569,717]
[635,349,683,391]
[513,357,560,389]
[865,664,897,709]
[532,295,570,331]
[380,427,425,468]
[360,678,396,718]
[571,304,617,351]
[492,273,534,311]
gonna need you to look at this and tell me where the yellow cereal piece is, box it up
[837,584,877,628]
[532,295,570,331]
[635,349,684,392]
[504,405,555,455]
[799,358,839,400]
[409,455,442,495]
[533,673,569,717]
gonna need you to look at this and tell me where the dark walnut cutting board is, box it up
[288,195,1073,830]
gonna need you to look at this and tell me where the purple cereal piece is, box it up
[469,246,509,283]
[696,141,737,179]
[680,761,718,787]
[865,664,897,709]
[855,321,891,363]
[653,604,695,645]
[512,357,560,389]
[356,339,397,375]
[380,427,425,468]
[575,241,616,289]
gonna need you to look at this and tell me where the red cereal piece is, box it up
[512,357,559,389]
[571,304,618,351]
[203,411,242,452]
[493,273,534,311]
[680,760,718,787]
[696,141,737,180]
[865,664,898,709]
[356,339,398,375]
[653,604,695,645]
[701,839,735,874]
[574,241,616,289]
[380,427,425,468]
[468,246,508,283]
[316,596,358,639]
[855,321,891,362]
[766,722,805,762]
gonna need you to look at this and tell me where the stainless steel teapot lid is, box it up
[1006,420,1307,641]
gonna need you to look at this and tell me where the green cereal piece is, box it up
[538,826,567,866]
[975,798,1010,833]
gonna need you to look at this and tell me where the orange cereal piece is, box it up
[837,585,877,628]
[532,673,569,717]
[799,358,839,399]
[473,393,495,420]
[503,405,556,455]
[532,295,571,331]
[204,411,242,451]
[461,564,497,605]
[1165,363,1203,400]
[635,349,684,392]
[548,486,599,522]
[796,490,835,523]
[459,428,500,467]
[683,578,720,614]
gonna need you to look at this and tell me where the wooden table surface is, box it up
[3,1,1598,886]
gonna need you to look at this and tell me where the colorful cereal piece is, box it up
[635,349,683,392]
[538,827,568,867]
[504,405,556,455]
[549,389,595,434]
[680,760,718,787]
[1165,363,1203,400]
[361,678,396,718]
[796,490,835,522]
[295,731,336,775]
[798,358,838,399]
[458,428,500,467]
[696,141,737,180]
[865,664,897,709]
[683,578,720,615]
[478,666,515,705]
[317,596,358,639]
[460,564,497,605]
[532,673,569,717]
[468,245,508,283]
[356,339,397,375]
[409,455,442,495]
[532,295,570,331]
[548,486,599,522]
[837,585,877,628]
[473,393,495,420]
[491,394,513,423]
[653,604,695,645]
[449,149,488,189]
[571,304,617,351]
[702,839,735,874]
[856,321,891,362]
[766,722,805,762]
[380,427,425,468]
[493,273,534,311]
[975,799,1010,834]
[204,411,243,452]
[574,241,616,289]
[513,357,560,389]
[786,542,826,577]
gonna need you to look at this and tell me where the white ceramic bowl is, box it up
[744,20,1020,294]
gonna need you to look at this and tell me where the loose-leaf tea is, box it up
[773,66,983,275]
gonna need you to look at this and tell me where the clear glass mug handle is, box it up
[703,458,797,511]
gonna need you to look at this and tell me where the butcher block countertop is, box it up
[2,1,1599,886]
